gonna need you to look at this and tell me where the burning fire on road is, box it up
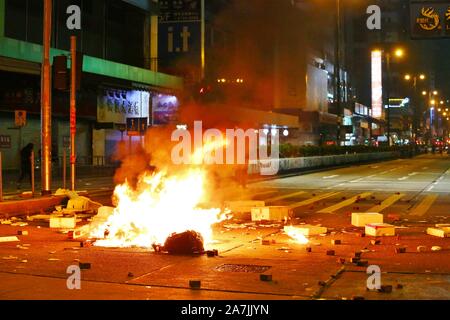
[89,168,228,251]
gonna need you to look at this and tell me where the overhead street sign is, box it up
[410,1,450,39]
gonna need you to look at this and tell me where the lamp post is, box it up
[41,0,52,195]
[404,73,426,153]
[385,48,404,146]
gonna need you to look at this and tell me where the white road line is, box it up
[398,177,409,181]
[323,175,339,180]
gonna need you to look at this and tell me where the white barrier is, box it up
[249,152,399,175]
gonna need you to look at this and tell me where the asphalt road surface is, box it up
[0,154,449,300]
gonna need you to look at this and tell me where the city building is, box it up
[0,0,183,170]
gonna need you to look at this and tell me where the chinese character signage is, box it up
[159,0,201,23]
[410,1,450,38]
[97,88,151,124]
[0,135,12,149]
[158,0,203,80]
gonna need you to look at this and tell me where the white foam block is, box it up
[427,228,450,238]
[225,201,266,213]
[50,216,77,229]
[352,212,383,227]
[284,225,328,237]
[365,223,396,237]
[251,206,291,222]
[0,236,20,243]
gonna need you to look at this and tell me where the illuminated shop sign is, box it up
[410,2,450,38]
[371,50,383,119]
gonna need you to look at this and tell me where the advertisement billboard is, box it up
[371,50,383,119]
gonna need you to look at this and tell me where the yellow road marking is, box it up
[266,191,306,203]
[318,192,372,214]
[410,195,438,217]
[289,192,341,209]
[367,194,405,213]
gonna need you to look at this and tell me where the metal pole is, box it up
[386,53,391,146]
[41,0,52,195]
[63,148,67,190]
[201,0,205,80]
[70,36,77,191]
[31,151,35,196]
[0,152,3,202]
[335,0,342,145]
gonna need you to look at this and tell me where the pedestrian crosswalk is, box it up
[409,195,438,217]
[318,192,372,214]
[367,193,405,213]
[246,189,441,217]
[288,192,340,209]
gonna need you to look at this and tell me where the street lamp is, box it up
[385,47,405,146]
[404,73,427,150]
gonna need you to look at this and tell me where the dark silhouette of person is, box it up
[17,143,34,189]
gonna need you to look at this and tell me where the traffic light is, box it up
[53,55,68,91]
[53,53,83,91]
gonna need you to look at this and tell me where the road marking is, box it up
[367,193,406,213]
[398,177,409,181]
[408,172,419,176]
[318,192,372,214]
[266,191,306,203]
[410,195,438,217]
[323,175,339,179]
[350,178,364,183]
[289,192,340,209]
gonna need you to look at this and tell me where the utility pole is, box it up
[70,36,77,191]
[200,0,205,80]
[41,0,52,195]
[386,52,391,146]
[335,0,342,146]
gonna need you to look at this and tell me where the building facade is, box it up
[0,0,182,170]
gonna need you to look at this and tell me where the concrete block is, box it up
[50,216,77,229]
[284,225,327,237]
[79,262,91,270]
[260,274,272,282]
[352,212,383,227]
[326,250,335,256]
[365,223,396,237]
[332,240,342,245]
[189,280,201,289]
[225,201,265,213]
[17,231,29,236]
[252,206,291,222]
[395,247,406,254]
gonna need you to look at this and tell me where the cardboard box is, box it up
[50,216,77,229]
[251,206,291,222]
[225,201,265,213]
[427,227,450,238]
[284,225,328,237]
[352,212,383,227]
[365,223,396,237]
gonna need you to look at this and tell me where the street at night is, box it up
[0,155,449,301]
[0,0,450,312]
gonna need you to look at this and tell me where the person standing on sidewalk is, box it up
[17,143,34,189]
